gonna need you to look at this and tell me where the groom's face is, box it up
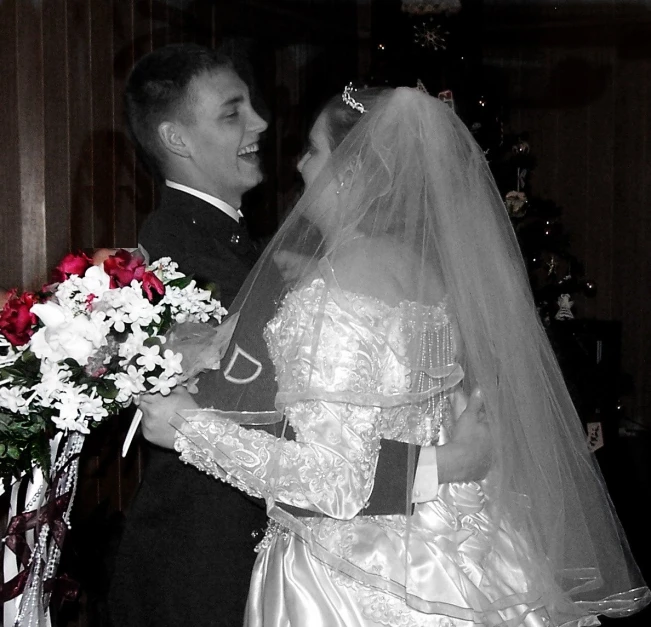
[178,68,268,206]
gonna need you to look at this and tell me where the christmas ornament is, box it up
[512,139,530,155]
[555,294,574,320]
[401,0,461,15]
[586,422,604,453]
[413,20,448,50]
[518,168,527,190]
[546,254,557,276]
[505,190,527,217]
[583,281,597,297]
[437,89,454,110]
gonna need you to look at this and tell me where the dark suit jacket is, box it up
[108,186,419,627]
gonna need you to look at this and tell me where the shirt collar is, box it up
[165,180,243,223]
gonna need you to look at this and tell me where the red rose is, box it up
[0,291,39,346]
[51,252,92,283]
[142,272,165,302]
[103,249,147,288]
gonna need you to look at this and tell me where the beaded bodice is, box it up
[264,278,462,447]
[175,277,464,518]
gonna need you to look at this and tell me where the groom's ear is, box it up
[158,121,191,158]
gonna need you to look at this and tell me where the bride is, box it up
[141,85,650,626]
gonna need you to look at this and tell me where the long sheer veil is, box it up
[184,87,649,624]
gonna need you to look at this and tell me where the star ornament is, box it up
[413,21,448,50]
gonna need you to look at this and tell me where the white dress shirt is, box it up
[165,180,243,223]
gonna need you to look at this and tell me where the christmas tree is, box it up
[369,0,596,323]
[369,1,611,430]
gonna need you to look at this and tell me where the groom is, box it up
[108,43,468,627]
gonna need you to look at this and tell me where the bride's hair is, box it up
[320,86,391,149]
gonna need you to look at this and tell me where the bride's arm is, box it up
[173,396,383,520]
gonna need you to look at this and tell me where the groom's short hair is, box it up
[124,43,233,180]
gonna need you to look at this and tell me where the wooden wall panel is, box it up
[90,0,116,249]
[43,0,73,275]
[0,0,21,291]
[67,0,94,251]
[16,1,47,292]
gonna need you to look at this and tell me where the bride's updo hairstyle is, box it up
[320,86,390,149]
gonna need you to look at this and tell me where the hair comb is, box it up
[342,82,365,114]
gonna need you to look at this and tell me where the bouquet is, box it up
[0,249,233,625]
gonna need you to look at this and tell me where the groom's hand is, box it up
[139,386,199,449]
[438,388,492,483]
[412,388,492,502]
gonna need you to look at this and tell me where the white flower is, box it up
[79,265,112,300]
[161,283,225,324]
[104,307,128,333]
[118,323,149,363]
[101,284,162,329]
[0,384,32,415]
[146,372,177,396]
[148,257,184,282]
[79,390,109,424]
[136,345,162,371]
[33,361,70,405]
[51,384,92,433]
[30,302,109,366]
[114,365,147,403]
[161,349,183,376]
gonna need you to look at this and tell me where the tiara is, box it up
[342,82,365,114]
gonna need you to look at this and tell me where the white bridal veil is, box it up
[181,87,650,626]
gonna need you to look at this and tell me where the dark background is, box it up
[1,1,650,624]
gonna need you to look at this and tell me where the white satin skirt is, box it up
[243,484,558,627]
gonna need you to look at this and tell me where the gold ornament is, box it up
[505,191,527,217]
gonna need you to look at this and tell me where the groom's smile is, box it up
[174,67,268,208]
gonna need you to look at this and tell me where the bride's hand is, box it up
[273,251,317,282]
[138,386,199,449]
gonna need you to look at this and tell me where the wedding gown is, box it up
[175,276,590,627]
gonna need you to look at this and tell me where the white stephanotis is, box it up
[79,390,109,425]
[0,383,33,415]
[148,257,184,282]
[100,283,162,329]
[162,282,224,324]
[136,344,163,371]
[146,372,177,396]
[51,383,106,433]
[118,323,149,363]
[33,361,71,406]
[114,365,147,403]
[30,302,110,366]
[160,349,183,377]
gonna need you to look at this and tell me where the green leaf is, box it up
[166,276,193,289]
[7,445,21,460]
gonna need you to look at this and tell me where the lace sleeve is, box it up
[174,397,383,519]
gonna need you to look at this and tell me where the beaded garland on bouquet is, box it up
[0,249,232,626]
